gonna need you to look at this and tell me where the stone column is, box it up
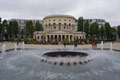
[72,35,74,41]
[68,35,70,42]
[50,35,51,41]
[57,35,59,41]
[39,36,41,40]
[65,35,66,39]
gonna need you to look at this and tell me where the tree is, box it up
[0,23,2,41]
[77,17,84,31]
[90,23,95,37]
[100,25,104,40]
[96,23,99,38]
[21,29,24,38]
[84,20,89,39]
[118,26,120,39]
[2,20,8,32]
[105,22,112,40]
[90,22,99,38]
[2,20,8,40]
[25,20,34,38]
[111,27,117,40]
[13,21,19,38]
[8,20,19,38]
[8,21,13,38]
[35,21,43,31]
[0,24,2,33]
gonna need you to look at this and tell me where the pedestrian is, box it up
[95,42,97,48]
[74,43,77,48]
[64,42,66,48]
[92,43,95,48]
[17,40,19,45]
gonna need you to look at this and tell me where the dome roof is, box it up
[43,14,76,20]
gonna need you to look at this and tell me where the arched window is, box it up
[59,23,61,30]
[49,23,51,29]
[49,23,51,27]
[38,36,39,39]
[80,36,81,39]
[64,23,66,29]
[69,23,71,26]
[53,23,56,30]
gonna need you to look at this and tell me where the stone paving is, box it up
[0,42,120,52]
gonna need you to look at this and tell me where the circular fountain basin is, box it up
[43,51,88,57]
[42,51,90,65]
[0,49,120,80]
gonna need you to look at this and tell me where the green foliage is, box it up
[18,38,21,42]
[77,17,84,31]
[118,26,120,39]
[111,27,117,40]
[31,38,35,43]
[74,39,79,43]
[24,38,29,43]
[21,29,24,38]
[100,25,104,40]
[52,39,58,44]
[90,22,99,38]
[105,22,112,40]
[0,24,2,33]
[25,20,34,38]
[63,38,68,43]
[8,20,19,38]
[8,21,13,37]
[2,20,8,32]
[111,27,116,32]
[84,20,89,39]
[0,23,2,41]
[88,37,95,43]
[35,21,43,31]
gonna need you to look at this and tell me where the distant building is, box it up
[84,19,106,28]
[112,26,119,41]
[34,15,86,42]
[8,19,42,31]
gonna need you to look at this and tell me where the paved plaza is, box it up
[0,42,120,52]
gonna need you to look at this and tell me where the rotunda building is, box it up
[34,15,86,43]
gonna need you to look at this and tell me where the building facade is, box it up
[34,15,86,42]
[8,19,42,31]
[84,19,106,28]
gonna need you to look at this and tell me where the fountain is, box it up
[0,44,6,58]
[22,41,24,50]
[14,43,17,51]
[110,42,113,50]
[2,44,6,53]
[0,46,120,80]
[42,51,91,65]
[101,41,103,50]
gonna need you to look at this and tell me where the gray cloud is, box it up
[0,0,120,26]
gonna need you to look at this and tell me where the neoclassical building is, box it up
[34,15,86,42]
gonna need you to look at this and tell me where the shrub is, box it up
[88,37,95,44]
[31,38,35,43]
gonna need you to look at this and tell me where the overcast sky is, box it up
[0,0,120,26]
